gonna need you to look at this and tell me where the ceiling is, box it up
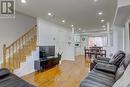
[114,5,130,27]
[15,0,117,31]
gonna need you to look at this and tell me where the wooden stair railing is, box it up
[2,25,37,72]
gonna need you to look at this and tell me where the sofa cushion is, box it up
[112,51,125,59]
[96,57,110,62]
[86,75,115,86]
[115,64,125,81]
[109,51,125,66]
[89,71,115,80]
[0,73,35,87]
[92,69,115,78]
[95,63,117,74]
[122,54,130,69]
[94,59,110,64]
[115,54,130,81]
[79,79,111,87]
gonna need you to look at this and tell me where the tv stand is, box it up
[34,57,61,71]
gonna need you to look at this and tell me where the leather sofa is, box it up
[90,50,125,71]
[94,50,126,67]
[0,68,35,87]
[79,51,130,87]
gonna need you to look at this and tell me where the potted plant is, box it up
[57,52,63,60]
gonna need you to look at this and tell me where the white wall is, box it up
[124,16,130,54]
[112,26,124,51]
[115,0,130,54]
[37,17,75,60]
[14,48,39,77]
[112,20,130,55]
[0,12,36,62]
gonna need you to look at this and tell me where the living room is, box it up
[0,0,130,87]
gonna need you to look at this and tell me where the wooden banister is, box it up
[2,25,37,71]
[6,26,36,49]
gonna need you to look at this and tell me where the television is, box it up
[39,46,55,59]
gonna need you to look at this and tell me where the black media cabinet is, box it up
[34,57,61,71]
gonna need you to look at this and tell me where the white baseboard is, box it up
[14,69,35,77]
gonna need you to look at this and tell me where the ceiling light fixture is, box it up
[94,0,98,2]
[21,0,27,3]
[98,12,103,15]
[48,13,52,16]
[79,28,82,30]
[104,28,106,30]
[62,20,66,23]
[71,25,74,27]
[101,20,105,22]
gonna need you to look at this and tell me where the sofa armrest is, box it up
[95,63,117,74]
[96,56,110,61]
[93,59,110,64]
[0,68,10,78]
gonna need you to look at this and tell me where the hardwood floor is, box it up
[22,56,91,87]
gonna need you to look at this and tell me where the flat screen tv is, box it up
[39,46,55,59]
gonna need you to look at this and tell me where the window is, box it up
[88,36,108,47]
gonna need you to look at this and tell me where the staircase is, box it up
[1,25,37,72]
